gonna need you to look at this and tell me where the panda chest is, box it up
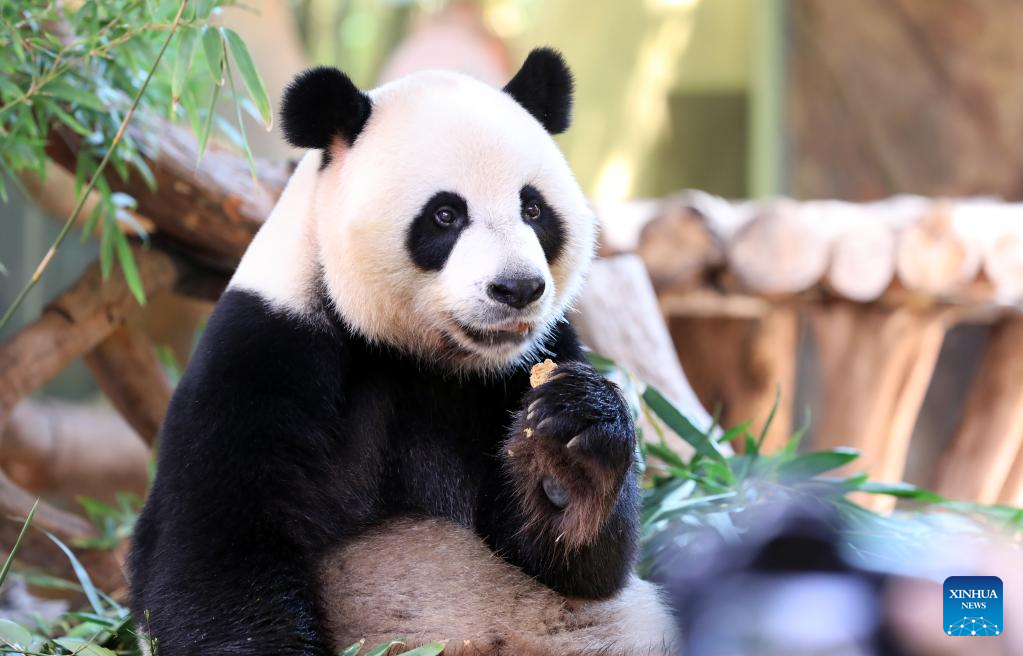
[347,367,517,521]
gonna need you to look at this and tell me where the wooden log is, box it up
[1,399,148,498]
[676,190,757,240]
[593,198,661,255]
[636,201,723,292]
[958,202,1023,303]
[935,317,1023,503]
[658,288,771,320]
[727,200,830,295]
[46,125,291,267]
[895,203,981,297]
[811,201,897,302]
[983,230,1023,303]
[811,304,947,493]
[667,308,797,452]
[84,325,171,446]
[0,248,179,432]
[571,255,714,459]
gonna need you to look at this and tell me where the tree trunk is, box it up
[668,308,797,452]
[811,304,947,506]
[935,318,1023,503]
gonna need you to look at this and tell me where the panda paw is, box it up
[521,361,635,471]
[502,361,635,548]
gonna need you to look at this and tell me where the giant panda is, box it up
[128,48,677,656]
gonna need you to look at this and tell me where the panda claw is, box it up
[565,435,581,450]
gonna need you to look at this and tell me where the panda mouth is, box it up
[455,320,533,347]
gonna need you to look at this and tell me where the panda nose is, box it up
[487,276,546,309]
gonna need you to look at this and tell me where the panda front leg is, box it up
[484,360,640,599]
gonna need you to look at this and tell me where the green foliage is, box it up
[0,506,136,656]
[0,0,270,309]
[75,494,144,551]
[594,354,1023,577]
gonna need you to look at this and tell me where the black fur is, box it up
[521,184,565,263]
[503,47,574,134]
[405,191,470,271]
[280,66,372,153]
[129,289,640,655]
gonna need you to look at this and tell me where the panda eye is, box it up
[433,206,458,227]
[522,201,542,221]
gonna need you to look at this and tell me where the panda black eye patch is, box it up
[520,185,565,263]
[406,191,470,271]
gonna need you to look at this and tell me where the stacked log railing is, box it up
[617,190,1023,507]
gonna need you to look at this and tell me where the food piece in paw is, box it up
[530,358,558,388]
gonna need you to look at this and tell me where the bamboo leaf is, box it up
[195,0,218,19]
[195,73,222,165]
[44,530,105,615]
[172,28,200,103]
[0,619,32,652]
[80,200,106,242]
[99,215,115,280]
[644,440,687,469]
[642,385,727,463]
[776,448,861,481]
[200,25,224,85]
[54,637,117,656]
[49,102,92,137]
[861,481,944,503]
[113,229,147,305]
[224,47,259,185]
[223,28,272,129]
[398,643,446,656]
[717,420,750,445]
[48,81,107,112]
[0,499,38,588]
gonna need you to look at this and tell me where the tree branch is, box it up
[46,124,292,269]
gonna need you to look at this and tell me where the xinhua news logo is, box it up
[944,576,1003,637]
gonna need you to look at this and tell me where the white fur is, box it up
[230,150,322,314]
[234,69,596,372]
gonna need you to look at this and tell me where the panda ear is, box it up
[503,48,574,135]
[280,66,372,149]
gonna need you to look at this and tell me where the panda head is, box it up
[281,48,595,372]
